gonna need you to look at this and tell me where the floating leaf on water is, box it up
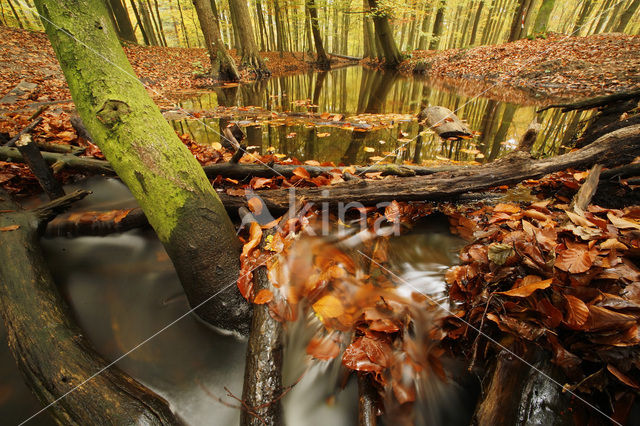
[364,147,375,153]
[0,224,20,232]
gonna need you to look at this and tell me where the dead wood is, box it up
[15,134,65,200]
[537,89,640,113]
[0,189,181,425]
[517,118,541,153]
[417,106,473,140]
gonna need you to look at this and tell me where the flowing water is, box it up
[0,67,583,424]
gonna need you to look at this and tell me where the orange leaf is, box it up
[607,364,640,389]
[312,294,344,319]
[306,336,340,360]
[0,224,19,232]
[493,203,521,213]
[385,200,401,223]
[564,295,589,329]
[247,197,263,214]
[254,289,273,304]
[292,166,311,179]
[497,278,552,297]
[555,247,593,274]
[242,222,263,257]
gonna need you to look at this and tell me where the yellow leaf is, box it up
[211,142,222,150]
[363,147,375,153]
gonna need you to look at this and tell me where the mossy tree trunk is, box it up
[367,0,402,67]
[192,0,240,81]
[33,0,250,334]
[227,0,270,76]
[429,0,446,50]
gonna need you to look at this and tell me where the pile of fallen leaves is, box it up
[441,196,640,413]
[394,33,640,100]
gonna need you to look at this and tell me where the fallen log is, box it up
[247,125,640,211]
[0,145,458,179]
[328,52,363,61]
[0,189,180,425]
[537,89,640,113]
[417,106,473,140]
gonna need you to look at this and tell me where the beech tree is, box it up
[33,0,250,333]
[192,0,240,81]
[227,0,270,76]
[367,0,402,67]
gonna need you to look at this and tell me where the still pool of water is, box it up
[169,66,591,165]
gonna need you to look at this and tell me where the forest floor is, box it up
[391,33,640,100]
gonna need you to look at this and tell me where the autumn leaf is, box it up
[493,203,521,213]
[292,166,311,179]
[241,222,263,257]
[254,289,273,304]
[0,224,20,232]
[564,295,589,329]
[385,200,401,223]
[607,364,640,389]
[247,197,263,214]
[342,336,391,372]
[488,243,514,265]
[497,278,552,297]
[312,294,344,319]
[554,246,594,274]
[363,147,375,153]
[306,336,340,360]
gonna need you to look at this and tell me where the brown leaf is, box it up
[247,197,263,215]
[241,222,263,257]
[607,364,640,389]
[385,200,401,223]
[292,166,311,179]
[342,336,391,372]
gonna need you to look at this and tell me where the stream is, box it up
[0,66,583,425]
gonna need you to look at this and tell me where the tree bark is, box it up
[533,0,556,33]
[192,0,240,81]
[307,0,330,69]
[228,0,269,76]
[107,0,138,43]
[0,189,181,425]
[429,0,446,50]
[615,0,640,32]
[469,0,485,46]
[33,0,250,334]
[367,0,403,67]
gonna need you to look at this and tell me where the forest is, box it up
[0,0,639,425]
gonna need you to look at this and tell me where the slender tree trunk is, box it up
[533,0,556,33]
[594,0,615,33]
[615,0,640,32]
[417,1,433,50]
[228,0,269,75]
[362,0,376,57]
[145,0,164,46]
[34,0,249,333]
[6,0,24,29]
[193,0,240,81]
[129,0,150,44]
[429,0,446,49]
[175,0,191,46]
[307,0,330,68]
[469,0,485,45]
[508,0,533,41]
[108,0,138,43]
[138,0,159,45]
[255,0,267,50]
[153,0,169,45]
[367,0,403,67]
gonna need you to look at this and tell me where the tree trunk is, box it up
[469,0,485,45]
[0,190,181,425]
[615,0,640,32]
[417,1,433,50]
[129,0,150,45]
[228,0,269,76]
[33,0,250,334]
[307,0,330,69]
[533,0,556,33]
[362,0,376,57]
[367,0,403,67]
[508,0,532,41]
[429,0,446,50]
[192,0,240,81]
[572,0,595,35]
[108,0,138,43]
[138,0,159,45]
[6,0,24,29]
